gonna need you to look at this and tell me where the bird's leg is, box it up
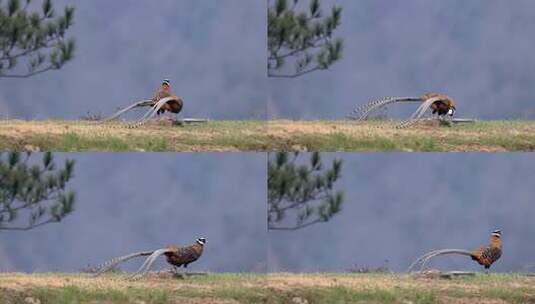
[175,113,183,125]
[174,266,185,279]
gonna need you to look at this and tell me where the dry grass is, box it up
[1,273,534,303]
[267,273,535,303]
[1,119,535,151]
[0,120,267,152]
[268,120,535,152]
[0,272,267,304]
[268,272,535,292]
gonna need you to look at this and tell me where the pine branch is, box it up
[0,65,52,78]
[0,218,56,231]
[0,0,76,78]
[268,152,344,231]
[267,0,343,78]
[0,152,76,232]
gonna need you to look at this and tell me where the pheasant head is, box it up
[490,229,502,248]
[196,237,206,246]
[161,79,171,93]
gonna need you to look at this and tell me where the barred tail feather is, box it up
[92,250,153,276]
[125,96,177,129]
[351,97,421,121]
[98,99,153,123]
[396,96,444,128]
[408,249,474,272]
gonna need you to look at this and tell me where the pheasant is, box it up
[97,79,184,127]
[93,237,206,279]
[351,93,456,126]
[408,230,502,272]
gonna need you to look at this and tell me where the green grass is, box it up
[33,132,170,151]
[28,287,170,304]
[289,133,439,151]
[271,287,438,304]
[2,273,535,304]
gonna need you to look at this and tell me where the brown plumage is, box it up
[469,231,502,269]
[421,93,457,117]
[92,237,206,278]
[164,242,205,269]
[351,92,457,123]
[151,80,184,116]
[408,230,502,272]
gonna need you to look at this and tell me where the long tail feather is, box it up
[92,250,153,276]
[408,249,473,272]
[396,96,444,128]
[407,250,444,272]
[99,99,153,123]
[351,97,422,120]
[126,96,178,128]
[129,248,172,280]
[420,249,473,271]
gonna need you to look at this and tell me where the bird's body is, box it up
[469,232,502,269]
[421,93,457,117]
[164,242,204,268]
[408,230,502,272]
[151,80,184,115]
[152,84,172,103]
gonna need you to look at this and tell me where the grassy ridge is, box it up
[1,120,535,151]
[268,120,535,152]
[1,273,535,303]
[0,273,268,304]
[0,120,268,152]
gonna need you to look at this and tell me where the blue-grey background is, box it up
[0,1,266,120]
[1,153,534,273]
[0,153,267,273]
[269,153,535,273]
[269,0,535,120]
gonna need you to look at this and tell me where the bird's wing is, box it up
[481,246,502,263]
[92,250,153,276]
[471,246,484,257]
[176,246,199,262]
